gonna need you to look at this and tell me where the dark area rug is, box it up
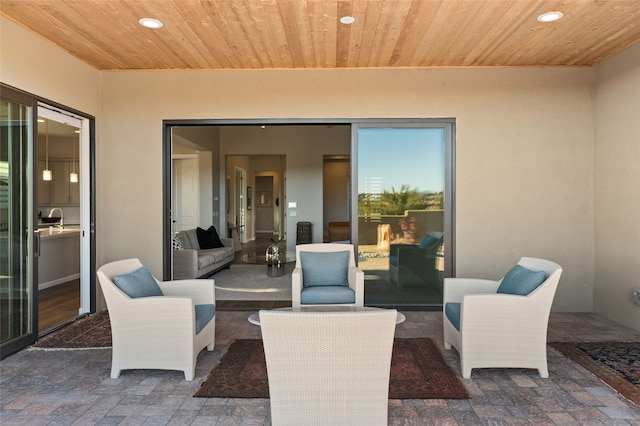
[551,341,640,406]
[34,310,112,348]
[194,338,470,399]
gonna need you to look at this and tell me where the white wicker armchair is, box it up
[97,258,216,381]
[443,257,562,379]
[259,309,397,426]
[292,243,364,308]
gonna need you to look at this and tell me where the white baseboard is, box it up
[39,273,80,290]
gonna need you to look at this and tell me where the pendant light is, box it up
[70,131,78,183]
[43,119,52,181]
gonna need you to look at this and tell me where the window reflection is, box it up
[357,127,446,306]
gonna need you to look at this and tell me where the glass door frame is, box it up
[161,118,455,306]
[351,119,456,307]
[0,85,38,357]
[0,83,96,358]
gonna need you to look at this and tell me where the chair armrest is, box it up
[460,293,552,341]
[172,249,198,279]
[347,266,365,306]
[158,279,215,305]
[221,237,234,251]
[443,278,500,304]
[111,296,196,341]
[292,267,303,307]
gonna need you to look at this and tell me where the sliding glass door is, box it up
[1,85,95,358]
[355,123,454,307]
[1,88,37,357]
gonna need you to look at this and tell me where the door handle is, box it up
[34,229,41,257]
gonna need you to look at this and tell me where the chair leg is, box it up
[460,362,472,379]
[184,368,195,381]
[538,365,549,378]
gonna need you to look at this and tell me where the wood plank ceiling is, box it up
[1,0,639,71]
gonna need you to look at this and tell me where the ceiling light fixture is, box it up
[340,16,355,25]
[139,18,163,29]
[537,11,564,23]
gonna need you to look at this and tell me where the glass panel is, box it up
[1,96,34,354]
[36,114,82,333]
[358,127,445,306]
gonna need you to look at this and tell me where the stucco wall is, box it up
[7,15,638,319]
[99,67,594,312]
[0,18,101,119]
[593,43,640,330]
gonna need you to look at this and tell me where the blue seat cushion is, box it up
[194,304,216,334]
[445,302,461,331]
[300,250,350,287]
[113,266,163,298]
[300,286,355,304]
[419,232,443,249]
[497,264,547,296]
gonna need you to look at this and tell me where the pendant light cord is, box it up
[45,120,49,170]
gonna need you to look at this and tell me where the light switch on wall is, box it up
[289,211,297,216]
[288,201,297,208]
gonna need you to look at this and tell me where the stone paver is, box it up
[1,311,639,425]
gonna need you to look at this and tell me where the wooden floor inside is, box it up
[38,280,80,334]
[36,235,286,331]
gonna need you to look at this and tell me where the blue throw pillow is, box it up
[113,266,163,298]
[497,264,547,296]
[300,251,350,287]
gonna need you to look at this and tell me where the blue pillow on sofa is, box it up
[113,266,163,298]
[497,264,547,296]
[300,251,350,287]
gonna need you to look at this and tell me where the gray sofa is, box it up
[173,228,234,279]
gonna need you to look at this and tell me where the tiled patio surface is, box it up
[1,311,639,425]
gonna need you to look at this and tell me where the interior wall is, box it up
[593,43,640,331]
[172,127,221,229]
[323,160,350,229]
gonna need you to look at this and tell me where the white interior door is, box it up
[172,156,199,231]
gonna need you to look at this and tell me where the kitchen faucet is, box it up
[48,208,64,228]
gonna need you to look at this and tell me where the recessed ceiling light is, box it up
[139,18,163,29]
[537,11,564,23]
[340,16,355,25]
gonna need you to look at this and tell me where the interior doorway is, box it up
[226,155,286,247]
[36,105,91,334]
[172,155,200,231]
